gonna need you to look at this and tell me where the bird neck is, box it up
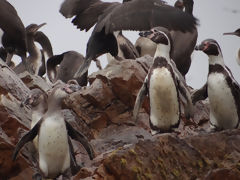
[154,44,171,61]
[47,97,62,112]
[27,35,41,58]
[208,54,225,66]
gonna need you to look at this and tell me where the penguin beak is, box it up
[195,43,205,51]
[139,31,153,38]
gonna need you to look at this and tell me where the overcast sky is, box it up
[8,0,240,89]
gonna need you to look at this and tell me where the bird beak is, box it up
[195,43,205,51]
[223,32,236,36]
[73,57,92,79]
[139,31,153,38]
[37,23,47,30]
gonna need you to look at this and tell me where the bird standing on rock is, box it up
[13,83,95,179]
[194,39,240,130]
[133,27,194,134]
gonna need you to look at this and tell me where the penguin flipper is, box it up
[12,119,42,161]
[191,83,208,105]
[65,121,95,160]
[68,137,82,175]
[133,77,148,122]
[177,79,194,119]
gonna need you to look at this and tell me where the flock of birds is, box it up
[0,0,239,179]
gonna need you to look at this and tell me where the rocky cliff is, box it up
[0,57,240,180]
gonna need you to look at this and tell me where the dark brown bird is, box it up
[59,0,198,78]
[0,0,27,69]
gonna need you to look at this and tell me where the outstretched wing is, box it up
[95,0,198,34]
[65,121,95,160]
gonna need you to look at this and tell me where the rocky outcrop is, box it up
[0,56,239,179]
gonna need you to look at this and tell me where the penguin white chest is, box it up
[208,73,238,129]
[38,113,70,178]
[149,67,179,131]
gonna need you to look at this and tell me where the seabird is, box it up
[13,83,95,179]
[193,39,240,130]
[134,0,198,77]
[59,0,198,78]
[34,31,54,76]
[0,0,28,69]
[223,28,240,65]
[46,51,88,86]
[14,23,47,75]
[133,27,194,134]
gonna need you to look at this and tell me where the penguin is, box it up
[13,83,95,179]
[46,51,88,86]
[133,27,194,134]
[106,31,139,63]
[223,28,240,65]
[194,39,240,130]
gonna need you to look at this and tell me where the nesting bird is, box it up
[46,51,88,86]
[133,27,193,134]
[13,83,95,179]
[223,28,240,65]
[193,39,240,130]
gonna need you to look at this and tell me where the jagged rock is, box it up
[18,71,52,92]
[92,129,240,180]
[0,61,33,179]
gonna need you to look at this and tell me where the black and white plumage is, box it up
[0,0,27,69]
[135,0,198,77]
[46,51,88,86]
[14,23,47,75]
[133,27,193,134]
[13,84,95,179]
[193,39,240,130]
[59,0,198,79]
[223,28,240,65]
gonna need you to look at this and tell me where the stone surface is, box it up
[1,55,239,179]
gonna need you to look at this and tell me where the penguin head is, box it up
[22,88,47,108]
[174,0,184,10]
[139,27,171,45]
[26,23,46,35]
[195,39,222,56]
[139,27,173,54]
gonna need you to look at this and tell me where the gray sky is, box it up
[9,0,240,88]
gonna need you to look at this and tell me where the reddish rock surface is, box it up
[0,56,239,179]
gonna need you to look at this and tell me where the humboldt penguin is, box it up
[13,83,95,179]
[0,0,28,69]
[46,51,88,86]
[134,0,198,77]
[133,27,194,134]
[59,0,198,79]
[223,28,240,65]
[194,39,240,130]
[14,23,47,75]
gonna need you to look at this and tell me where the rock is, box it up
[18,71,52,92]
[0,61,30,101]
